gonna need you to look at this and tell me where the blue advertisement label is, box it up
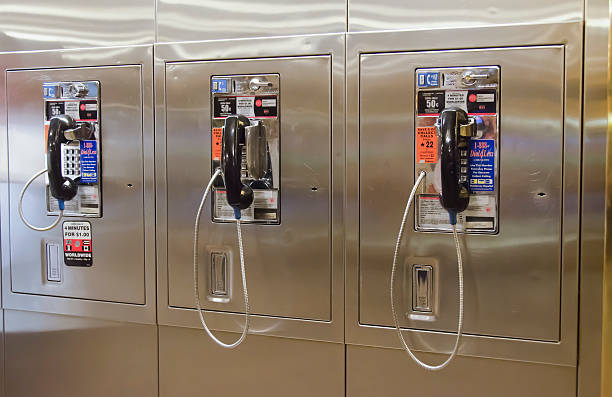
[212,78,230,93]
[417,72,440,87]
[79,140,98,183]
[43,84,56,98]
[469,139,495,192]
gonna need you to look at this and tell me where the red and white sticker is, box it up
[63,221,93,267]
[416,126,438,164]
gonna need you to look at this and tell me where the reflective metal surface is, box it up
[0,0,154,52]
[159,326,344,397]
[604,19,612,393]
[0,46,156,324]
[167,56,331,320]
[156,0,346,43]
[579,0,611,395]
[348,0,581,32]
[346,22,581,365]
[361,46,564,341]
[155,34,345,342]
[346,345,575,397]
[4,310,158,397]
[0,310,4,397]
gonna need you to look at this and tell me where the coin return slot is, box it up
[412,265,433,312]
[210,252,228,297]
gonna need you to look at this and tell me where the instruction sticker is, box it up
[445,91,468,111]
[417,194,496,231]
[63,221,93,267]
[469,139,495,192]
[416,127,438,163]
[212,127,222,161]
[214,189,278,222]
[64,101,80,120]
[236,97,255,118]
[214,189,255,220]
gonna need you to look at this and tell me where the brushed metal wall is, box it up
[0,0,154,51]
[358,45,566,342]
[348,0,582,32]
[154,34,346,343]
[0,1,608,397]
[346,345,576,397]
[156,0,346,42]
[4,310,158,397]
[7,65,147,304]
[0,45,157,324]
[159,326,344,397]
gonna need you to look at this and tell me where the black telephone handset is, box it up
[47,115,79,206]
[221,115,254,219]
[438,108,473,224]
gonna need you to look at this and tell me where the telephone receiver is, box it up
[436,108,476,219]
[47,114,94,203]
[221,115,255,218]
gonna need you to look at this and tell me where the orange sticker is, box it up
[212,127,223,161]
[44,124,49,151]
[416,126,437,163]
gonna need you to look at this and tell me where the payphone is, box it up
[391,67,499,370]
[18,81,102,231]
[193,74,280,348]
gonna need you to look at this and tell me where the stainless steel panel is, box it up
[578,0,611,395]
[346,23,581,365]
[155,34,344,342]
[0,46,156,324]
[360,46,564,341]
[0,0,154,52]
[0,310,4,397]
[166,56,331,320]
[156,0,346,43]
[348,0,581,32]
[4,310,157,397]
[346,344,575,397]
[159,325,344,397]
[7,66,145,304]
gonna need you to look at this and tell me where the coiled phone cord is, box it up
[390,171,464,371]
[18,168,64,231]
[193,168,249,349]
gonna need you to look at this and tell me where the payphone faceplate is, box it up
[414,67,499,233]
[44,81,102,217]
[211,74,280,224]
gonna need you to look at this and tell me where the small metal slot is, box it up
[210,252,228,296]
[412,265,433,312]
[46,242,62,282]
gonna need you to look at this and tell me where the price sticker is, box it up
[63,221,93,267]
[212,128,223,161]
[416,126,438,163]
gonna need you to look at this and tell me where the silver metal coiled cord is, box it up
[390,171,464,371]
[193,168,249,348]
[18,168,63,231]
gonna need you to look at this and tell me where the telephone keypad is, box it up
[61,145,81,179]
